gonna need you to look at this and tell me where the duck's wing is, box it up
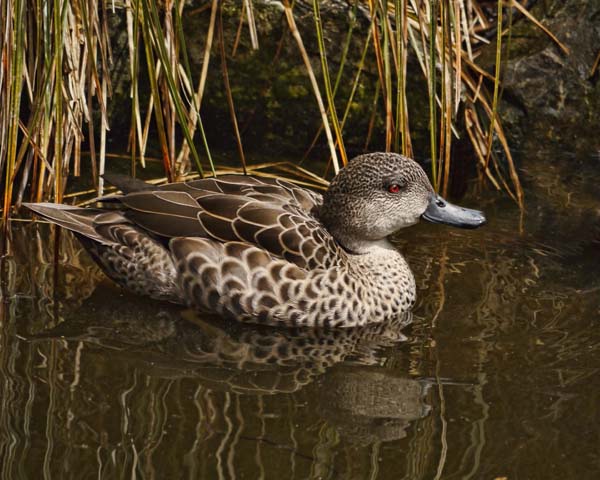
[115,175,342,269]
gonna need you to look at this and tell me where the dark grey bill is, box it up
[422,194,486,229]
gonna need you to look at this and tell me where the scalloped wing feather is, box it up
[113,175,341,269]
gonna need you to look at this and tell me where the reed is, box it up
[0,0,562,220]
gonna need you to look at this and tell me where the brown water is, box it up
[1,155,599,479]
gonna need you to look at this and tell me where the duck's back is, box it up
[113,175,342,270]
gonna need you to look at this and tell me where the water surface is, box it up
[1,153,598,479]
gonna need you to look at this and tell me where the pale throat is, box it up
[336,234,398,255]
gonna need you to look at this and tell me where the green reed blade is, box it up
[218,4,247,175]
[3,0,26,223]
[142,0,211,178]
[313,0,348,166]
[174,2,193,87]
[301,0,357,162]
[53,0,65,203]
[427,0,438,190]
[340,25,372,132]
[394,0,410,155]
[483,0,503,173]
[380,0,393,151]
[138,0,173,180]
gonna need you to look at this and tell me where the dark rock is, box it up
[488,0,600,157]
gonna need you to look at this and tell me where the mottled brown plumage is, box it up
[24,153,485,327]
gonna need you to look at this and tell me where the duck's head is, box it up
[319,153,486,253]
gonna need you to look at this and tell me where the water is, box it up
[1,153,598,479]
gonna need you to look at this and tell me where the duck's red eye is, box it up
[388,184,401,193]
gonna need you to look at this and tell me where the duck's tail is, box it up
[23,203,113,244]
[22,171,154,243]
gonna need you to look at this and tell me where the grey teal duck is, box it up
[25,153,485,328]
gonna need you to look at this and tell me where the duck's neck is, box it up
[336,235,397,255]
[317,203,398,255]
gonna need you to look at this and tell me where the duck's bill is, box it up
[422,194,486,229]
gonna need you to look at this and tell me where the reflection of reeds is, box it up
[1,223,104,327]
[1,1,566,220]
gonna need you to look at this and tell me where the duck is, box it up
[25,152,485,328]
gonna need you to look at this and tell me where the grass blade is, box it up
[282,0,340,174]
[218,4,247,174]
[312,0,348,165]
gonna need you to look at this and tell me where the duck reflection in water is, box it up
[30,284,431,445]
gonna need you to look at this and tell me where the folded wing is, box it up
[113,175,342,269]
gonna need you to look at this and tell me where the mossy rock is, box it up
[480,0,600,157]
